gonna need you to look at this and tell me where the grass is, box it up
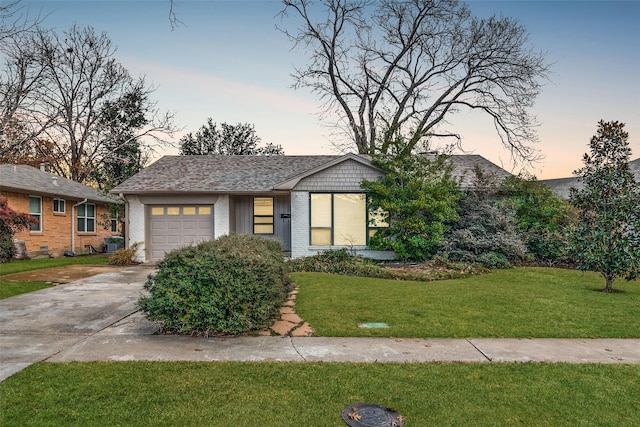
[292,267,640,338]
[0,254,108,276]
[0,280,54,299]
[2,362,638,426]
[0,255,109,299]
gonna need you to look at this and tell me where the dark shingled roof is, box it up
[110,153,512,195]
[111,155,346,194]
[0,164,118,204]
[542,158,640,199]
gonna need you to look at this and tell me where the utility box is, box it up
[105,236,124,253]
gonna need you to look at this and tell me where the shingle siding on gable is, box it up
[292,159,383,192]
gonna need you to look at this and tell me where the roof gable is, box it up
[0,164,118,204]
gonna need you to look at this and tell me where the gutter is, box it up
[71,198,88,254]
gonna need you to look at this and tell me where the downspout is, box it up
[118,193,128,249]
[72,198,88,254]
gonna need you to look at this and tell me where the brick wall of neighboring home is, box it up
[2,190,116,257]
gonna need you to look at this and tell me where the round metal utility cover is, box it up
[341,403,405,427]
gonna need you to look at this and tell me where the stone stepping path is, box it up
[259,287,314,337]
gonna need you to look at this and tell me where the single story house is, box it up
[0,163,121,257]
[111,153,511,263]
[542,158,640,199]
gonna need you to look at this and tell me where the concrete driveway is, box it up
[0,265,157,381]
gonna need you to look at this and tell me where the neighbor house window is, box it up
[77,203,95,233]
[29,196,42,232]
[253,197,274,234]
[53,198,65,214]
[310,193,368,246]
[110,210,118,233]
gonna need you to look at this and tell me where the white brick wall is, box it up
[214,194,230,238]
[290,191,309,258]
[125,195,146,262]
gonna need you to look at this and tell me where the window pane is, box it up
[254,224,274,234]
[254,216,273,224]
[29,196,41,214]
[151,207,164,215]
[87,219,95,232]
[334,193,366,245]
[77,204,85,216]
[77,218,85,232]
[111,220,117,232]
[198,206,211,215]
[167,207,180,215]
[86,204,95,217]
[311,229,331,246]
[30,214,41,231]
[310,194,331,227]
[183,207,196,215]
[254,197,273,215]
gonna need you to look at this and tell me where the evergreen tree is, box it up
[569,121,640,292]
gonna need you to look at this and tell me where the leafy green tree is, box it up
[361,151,462,261]
[501,173,576,264]
[569,120,640,292]
[179,118,284,156]
[90,83,151,192]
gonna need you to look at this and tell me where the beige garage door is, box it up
[148,205,214,261]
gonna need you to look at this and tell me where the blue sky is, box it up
[20,0,640,178]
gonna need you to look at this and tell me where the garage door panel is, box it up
[182,220,196,230]
[151,221,167,230]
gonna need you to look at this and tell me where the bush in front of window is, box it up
[139,234,292,336]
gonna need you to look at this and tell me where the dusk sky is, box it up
[19,0,640,179]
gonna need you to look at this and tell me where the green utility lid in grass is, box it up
[357,322,389,328]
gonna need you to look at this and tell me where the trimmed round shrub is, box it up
[139,234,292,336]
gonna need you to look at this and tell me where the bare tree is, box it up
[0,24,177,184]
[279,0,550,158]
[0,0,40,42]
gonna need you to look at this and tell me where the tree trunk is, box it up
[603,275,614,293]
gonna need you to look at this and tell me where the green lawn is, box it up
[0,280,54,299]
[0,254,109,276]
[2,362,638,426]
[292,267,640,338]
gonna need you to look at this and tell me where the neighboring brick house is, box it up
[111,153,511,263]
[0,164,121,257]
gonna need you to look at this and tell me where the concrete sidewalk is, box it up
[2,266,639,382]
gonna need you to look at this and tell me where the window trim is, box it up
[29,195,42,232]
[253,197,274,235]
[53,198,66,214]
[77,203,96,233]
